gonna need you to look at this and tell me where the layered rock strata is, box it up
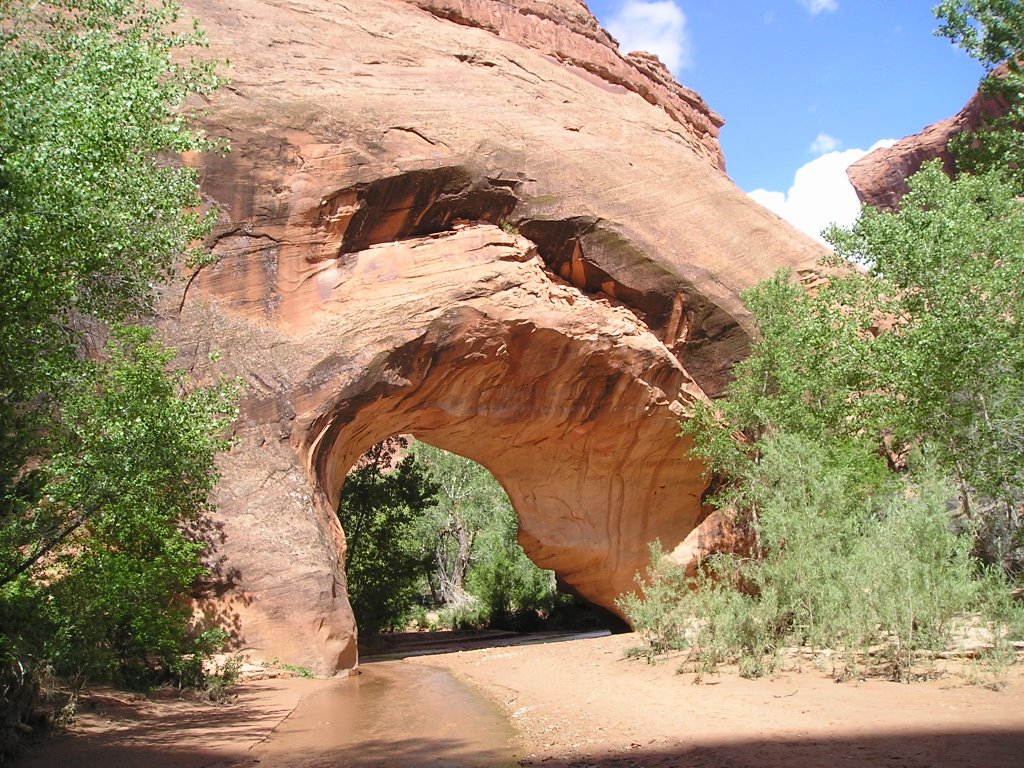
[167,0,826,675]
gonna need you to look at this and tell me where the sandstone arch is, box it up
[165,0,827,675]
[304,228,711,609]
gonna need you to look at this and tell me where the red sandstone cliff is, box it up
[165,0,826,675]
[848,73,1008,209]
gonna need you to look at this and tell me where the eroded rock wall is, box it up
[165,0,826,675]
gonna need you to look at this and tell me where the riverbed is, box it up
[18,631,1024,768]
[250,660,519,767]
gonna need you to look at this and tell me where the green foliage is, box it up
[338,440,565,634]
[463,496,563,630]
[827,165,1024,445]
[934,0,1024,179]
[0,0,221,496]
[0,328,237,682]
[683,270,890,478]
[337,438,439,636]
[699,165,1024,453]
[826,164,1024,570]
[687,164,1024,573]
[0,0,224,496]
[169,628,232,691]
[0,0,233,711]
[258,657,313,678]
[412,442,500,606]
[617,541,691,659]
[621,435,998,681]
[936,0,1024,68]
[662,136,1024,680]
[412,443,565,629]
[200,653,243,702]
[281,663,314,679]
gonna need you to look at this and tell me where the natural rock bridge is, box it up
[163,0,825,675]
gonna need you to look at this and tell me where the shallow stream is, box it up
[251,660,520,767]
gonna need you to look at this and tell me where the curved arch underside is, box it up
[305,227,712,606]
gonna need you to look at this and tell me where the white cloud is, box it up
[606,1,692,73]
[799,0,839,14]
[810,131,841,155]
[748,139,896,245]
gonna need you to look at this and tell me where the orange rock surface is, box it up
[163,0,826,675]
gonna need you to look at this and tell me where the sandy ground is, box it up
[409,633,1024,768]
[17,633,1024,767]
[15,675,336,768]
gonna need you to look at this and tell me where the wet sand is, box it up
[18,662,518,768]
[249,661,518,767]
[18,632,1024,768]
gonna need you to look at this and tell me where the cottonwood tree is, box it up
[413,444,500,605]
[337,438,438,636]
[935,0,1024,180]
[691,163,1024,571]
[411,443,561,628]
[338,440,564,634]
[0,0,233,699]
[654,166,1024,677]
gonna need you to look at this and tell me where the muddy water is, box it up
[251,660,520,767]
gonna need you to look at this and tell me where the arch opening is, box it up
[292,226,715,646]
[337,435,615,640]
[194,221,723,674]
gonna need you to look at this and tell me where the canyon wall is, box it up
[848,74,1007,209]
[166,0,826,675]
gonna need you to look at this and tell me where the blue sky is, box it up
[585,1,987,240]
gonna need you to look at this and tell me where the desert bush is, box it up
[617,542,692,658]
[169,628,233,691]
[622,434,1000,680]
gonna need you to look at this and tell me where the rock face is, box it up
[167,0,826,675]
[848,78,1008,209]
[668,509,755,578]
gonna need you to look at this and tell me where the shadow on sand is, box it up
[516,728,1024,768]
[17,682,294,768]
[361,629,611,661]
[19,718,1024,767]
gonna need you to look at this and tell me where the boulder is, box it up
[166,0,825,675]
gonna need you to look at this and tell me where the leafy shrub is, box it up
[170,628,232,691]
[617,542,692,658]
[650,147,1024,681]
[438,601,493,631]
[621,434,1000,680]
[1,328,236,687]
